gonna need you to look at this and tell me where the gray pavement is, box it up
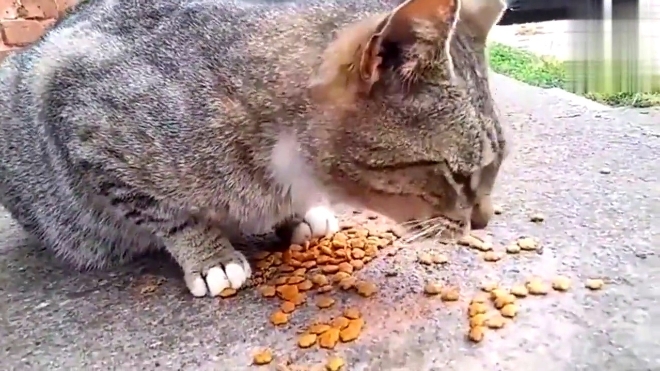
[2,74,660,371]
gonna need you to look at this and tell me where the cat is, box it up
[0,0,509,298]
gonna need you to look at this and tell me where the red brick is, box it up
[0,41,20,61]
[1,19,46,47]
[0,0,20,20]
[19,0,59,19]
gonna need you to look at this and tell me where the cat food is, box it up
[319,328,340,349]
[483,251,503,262]
[309,323,332,335]
[480,281,498,292]
[505,243,521,254]
[325,356,345,371]
[343,307,361,320]
[484,313,506,329]
[510,285,528,298]
[467,326,485,343]
[526,278,549,295]
[585,278,605,290]
[417,253,433,265]
[432,254,449,264]
[500,304,518,318]
[316,296,336,309]
[260,285,277,298]
[551,276,571,291]
[517,237,538,251]
[219,288,237,298]
[355,281,378,297]
[493,294,516,309]
[468,302,488,317]
[252,348,274,365]
[270,311,289,325]
[339,321,362,342]
[297,333,318,348]
[440,287,460,302]
[424,282,443,295]
[469,313,487,327]
[530,213,545,222]
[471,292,490,304]
[280,301,296,313]
[331,316,350,329]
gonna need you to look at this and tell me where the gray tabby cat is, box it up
[0,0,508,297]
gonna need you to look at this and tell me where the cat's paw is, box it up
[291,206,340,245]
[183,250,252,298]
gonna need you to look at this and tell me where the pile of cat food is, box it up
[215,212,606,370]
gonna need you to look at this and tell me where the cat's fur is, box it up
[0,0,508,297]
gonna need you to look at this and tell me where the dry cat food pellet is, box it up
[432,254,449,264]
[298,279,314,291]
[480,282,499,292]
[585,278,605,290]
[339,320,362,342]
[338,277,357,290]
[260,285,277,298]
[552,276,571,292]
[517,237,538,251]
[219,288,237,298]
[530,213,545,222]
[331,316,350,329]
[316,296,336,309]
[417,253,433,265]
[467,326,485,343]
[319,328,340,349]
[356,281,378,297]
[297,333,318,348]
[469,313,487,327]
[441,287,460,302]
[510,285,529,298]
[483,251,504,262]
[318,284,333,293]
[526,278,549,295]
[424,283,443,296]
[309,323,332,335]
[493,294,516,309]
[343,308,361,320]
[490,288,509,300]
[252,348,274,365]
[485,313,506,329]
[270,311,289,326]
[505,243,521,254]
[471,292,491,304]
[500,304,518,318]
[326,356,345,371]
[281,301,296,314]
[468,302,488,317]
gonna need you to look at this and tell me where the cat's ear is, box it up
[358,0,460,84]
[459,0,506,44]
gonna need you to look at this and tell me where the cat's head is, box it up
[305,0,508,239]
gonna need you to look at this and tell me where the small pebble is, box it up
[530,213,545,223]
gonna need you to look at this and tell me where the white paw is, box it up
[291,206,340,245]
[183,251,252,297]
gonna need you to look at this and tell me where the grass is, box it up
[487,43,660,108]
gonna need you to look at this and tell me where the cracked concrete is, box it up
[1,74,659,371]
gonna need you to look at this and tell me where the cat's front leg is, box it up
[289,205,340,245]
[163,224,252,297]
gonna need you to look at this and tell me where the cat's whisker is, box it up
[401,221,443,244]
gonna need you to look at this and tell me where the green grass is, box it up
[487,43,660,108]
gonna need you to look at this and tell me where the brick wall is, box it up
[1,0,78,60]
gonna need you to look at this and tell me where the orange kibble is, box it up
[343,307,361,320]
[270,311,289,326]
[322,265,340,274]
[325,356,345,371]
[339,322,361,342]
[279,265,295,273]
[318,328,340,349]
[292,292,307,306]
[287,276,305,285]
[338,277,357,290]
[338,262,354,274]
[276,284,299,301]
[469,313,487,327]
[297,333,317,348]
[350,259,364,270]
[274,277,288,285]
[311,274,329,286]
[292,268,307,276]
[332,239,347,249]
[356,281,378,297]
[467,326,485,343]
[289,244,304,252]
[252,348,273,365]
[331,316,350,329]
[332,271,351,283]
[351,249,366,259]
[316,296,336,309]
[298,279,314,291]
[441,287,460,302]
[320,246,334,256]
[280,301,296,314]
[317,255,332,264]
[302,260,317,269]
[219,288,237,298]
[309,323,332,334]
[317,284,333,293]
[259,285,277,298]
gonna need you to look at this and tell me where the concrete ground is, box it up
[1,74,659,371]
